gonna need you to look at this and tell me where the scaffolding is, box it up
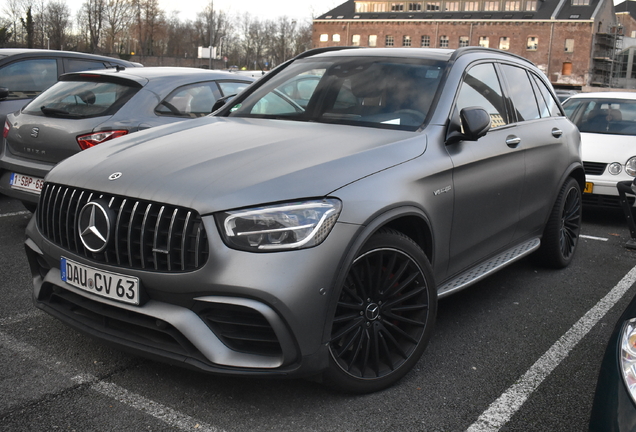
[591,25,624,87]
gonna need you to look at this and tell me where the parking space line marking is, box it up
[465,263,636,432]
[0,329,224,432]
[580,234,609,242]
[0,211,30,218]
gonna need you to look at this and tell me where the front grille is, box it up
[37,183,208,272]
[196,303,283,357]
[583,161,607,176]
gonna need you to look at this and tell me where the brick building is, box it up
[312,0,618,87]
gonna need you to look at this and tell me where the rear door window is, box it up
[23,80,139,118]
[500,64,541,122]
[0,58,58,97]
[156,82,223,118]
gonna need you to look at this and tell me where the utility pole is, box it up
[209,0,214,69]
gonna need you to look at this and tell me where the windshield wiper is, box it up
[40,106,83,118]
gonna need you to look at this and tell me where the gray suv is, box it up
[24,47,584,393]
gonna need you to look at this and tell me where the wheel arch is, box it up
[322,206,435,344]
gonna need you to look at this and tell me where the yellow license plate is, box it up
[584,182,594,193]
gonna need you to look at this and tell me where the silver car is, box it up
[25,47,583,393]
[1,67,254,210]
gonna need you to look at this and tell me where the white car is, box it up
[562,92,636,207]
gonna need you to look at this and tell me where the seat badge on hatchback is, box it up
[30,127,39,138]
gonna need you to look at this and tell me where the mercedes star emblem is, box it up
[109,172,122,181]
[78,201,111,253]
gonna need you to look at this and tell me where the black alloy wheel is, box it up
[325,229,437,393]
[535,177,582,268]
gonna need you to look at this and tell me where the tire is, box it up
[324,228,437,393]
[535,177,582,268]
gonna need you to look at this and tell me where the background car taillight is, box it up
[3,120,9,139]
[76,130,129,150]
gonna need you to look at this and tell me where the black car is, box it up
[0,49,140,127]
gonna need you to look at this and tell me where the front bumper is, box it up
[25,213,360,377]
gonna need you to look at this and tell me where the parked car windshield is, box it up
[227,56,447,131]
[23,79,139,119]
[562,97,636,135]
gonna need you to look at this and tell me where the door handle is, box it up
[551,128,563,138]
[506,135,521,147]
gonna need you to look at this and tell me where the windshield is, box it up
[562,97,636,135]
[23,79,139,119]
[227,56,447,131]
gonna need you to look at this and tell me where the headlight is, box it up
[609,162,622,176]
[626,157,636,177]
[620,318,636,403]
[216,199,342,252]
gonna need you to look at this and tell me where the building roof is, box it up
[615,0,636,17]
[314,0,605,21]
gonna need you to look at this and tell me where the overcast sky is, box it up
[59,0,342,24]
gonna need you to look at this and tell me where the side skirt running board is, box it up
[437,238,541,299]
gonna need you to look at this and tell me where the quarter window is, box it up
[530,73,561,117]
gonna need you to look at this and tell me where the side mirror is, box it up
[212,94,236,113]
[0,87,8,101]
[446,107,491,144]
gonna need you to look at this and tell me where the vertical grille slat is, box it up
[36,183,208,273]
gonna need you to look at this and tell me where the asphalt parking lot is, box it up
[1,192,636,432]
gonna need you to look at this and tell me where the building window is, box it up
[459,36,470,47]
[421,35,431,46]
[571,0,589,4]
[386,35,395,46]
[525,0,537,10]
[439,35,449,47]
[562,62,572,75]
[352,34,361,46]
[427,2,441,10]
[479,36,489,48]
[504,0,520,10]
[369,35,378,46]
[355,2,370,12]
[499,36,510,50]
[409,2,423,11]
[464,1,479,11]
[564,39,574,52]
[403,35,412,46]
[333,34,341,42]
[392,2,405,11]
[445,1,460,10]
[527,36,538,50]
[484,1,499,10]
[320,34,329,42]
[373,3,387,11]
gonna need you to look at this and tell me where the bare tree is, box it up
[4,0,25,45]
[103,0,134,55]
[131,0,166,57]
[46,1,70,50]
[82,0,107,53]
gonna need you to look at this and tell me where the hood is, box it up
[581,132,636,163]
[46,117,426,214]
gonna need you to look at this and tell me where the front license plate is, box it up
[584,182,594,194]
[61,257,140,305]
[10,172,44,194]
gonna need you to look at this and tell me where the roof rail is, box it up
[451,46,535,66]
[292,46,364,61]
